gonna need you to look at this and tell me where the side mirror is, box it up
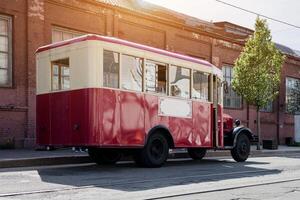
[223,81,229,94]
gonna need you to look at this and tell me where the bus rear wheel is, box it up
[134,133,169,168]
[187,148,207,160]
[88,148,122,165]
[231,134,250,162]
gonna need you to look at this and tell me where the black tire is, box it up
[187,148,207,160]
[134,133,169,168]
[88,148,122,165]
[231,134,251,162]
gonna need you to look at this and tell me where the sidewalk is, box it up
[0,148,90,168]
[0,145,300,169]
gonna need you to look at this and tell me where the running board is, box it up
[215,146,233,150]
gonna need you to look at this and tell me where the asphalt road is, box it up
[0,153,300,200]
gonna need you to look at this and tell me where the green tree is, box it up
[232,18,285,150]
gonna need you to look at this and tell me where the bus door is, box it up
[212,75,222,148]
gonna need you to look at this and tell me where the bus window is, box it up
[51,58,70,91]
[52,64,59,90]
[61,66,70,90]
[103,50,119,88]
[121,54,143,92]
[169,65,190,99]
[145,60,167,95]
[192,70,209,101]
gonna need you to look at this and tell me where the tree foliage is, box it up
[232,18,285,109]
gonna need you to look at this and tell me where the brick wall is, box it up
[0,0,27,148]
[0,0,299,148]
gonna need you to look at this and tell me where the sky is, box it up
[145,0,300,51]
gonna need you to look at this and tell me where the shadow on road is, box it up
[36,158,281,192]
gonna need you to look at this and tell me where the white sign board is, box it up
[295,115,300,143]
[158,97,192,118]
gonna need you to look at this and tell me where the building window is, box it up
[169,65,190,99]
[0,15,12,87]
[145,60,167,95]
[52,27,83,43]
[121,54,143,92]
[286,77,300,114]
[51,58,70,91]
[260,100,273,112]
[103,50,119,88]
[192,70,209,101]
[222,66,242,108]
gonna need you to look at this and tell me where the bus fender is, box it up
[145,125,175,149]
[232,127,254,148]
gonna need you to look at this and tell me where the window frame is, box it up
[51,59,70,91]
[101,49,218,104]
[286,76,300,115]
[103,50,120,89]
[120,53,144,92]
[0,15,12,88]
[222,65,242,109]
[144,59,168,96]
[260,100,273,113]
[52,26,84,43]
[168,65,191,99]
[191,69,210,102]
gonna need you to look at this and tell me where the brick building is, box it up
[0,0,299,148]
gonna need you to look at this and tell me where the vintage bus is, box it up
[36,34,253,167]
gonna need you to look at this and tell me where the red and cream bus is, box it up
[36,34,253,167]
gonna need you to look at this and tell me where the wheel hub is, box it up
[150,139,164,160]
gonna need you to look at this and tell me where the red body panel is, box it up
[37,88,220,148]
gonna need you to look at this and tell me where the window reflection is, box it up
[121,54,143,91]
[193,71,209,101]
[51,58,70,91]
[222,66,242,108]
[52,65,59,90]
[61,66,70,90]
[169,65,190,99]
[145,60,167,95]
[103,50,119,88]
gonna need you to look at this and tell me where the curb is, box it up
[0,156,91,169]
[1,149,300,169]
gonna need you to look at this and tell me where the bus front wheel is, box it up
[134,133,169,168]
[231,134,251,162]
[88,148,122,165]
[188,148,207,160]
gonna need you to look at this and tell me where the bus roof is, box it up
[36,34,213,67]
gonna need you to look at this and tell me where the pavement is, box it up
[0,145,300,169]
[1,154,300,200]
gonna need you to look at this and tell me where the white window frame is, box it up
[52,27,84,43]
[0,15,12,87]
